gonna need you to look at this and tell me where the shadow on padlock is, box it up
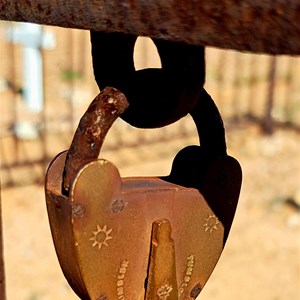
[45,87,242,300]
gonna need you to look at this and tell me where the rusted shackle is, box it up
[62,87,129,193]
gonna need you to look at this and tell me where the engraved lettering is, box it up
[186,266,193,276]
[117,280,123,287]
[116,260,129,299]
[179,255,195,295]
[121,261,129,268]
[157,283,173,300]
[117,286,124,295]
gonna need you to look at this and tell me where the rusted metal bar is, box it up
[63,87,128,192]
[0,1,299,55]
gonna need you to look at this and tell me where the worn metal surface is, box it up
[0,1,299,54]
[63,87,128,192]
[145,219,178,300]
[45,152,89,300]
[46,153,232,299]
[73,163,229,299]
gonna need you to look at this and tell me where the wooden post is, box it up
[262,56,277,134]
[0,182,6,300]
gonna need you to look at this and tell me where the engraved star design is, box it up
[203,214,220,233]
[89,225,113,250]
[157,283,173,300]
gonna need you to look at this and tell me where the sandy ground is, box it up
[1,124,300,300]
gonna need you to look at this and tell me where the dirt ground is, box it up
[1,124,299,300]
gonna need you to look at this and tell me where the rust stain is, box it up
[0,0,299,54]
[63,87,128,192]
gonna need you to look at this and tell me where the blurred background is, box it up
[0,21,299,299]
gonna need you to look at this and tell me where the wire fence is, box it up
[0,23,299,187]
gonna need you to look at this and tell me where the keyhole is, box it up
[133,37,162,70]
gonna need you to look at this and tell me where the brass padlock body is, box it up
[46,150,241,300]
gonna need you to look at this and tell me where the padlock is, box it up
[45,86,242,300]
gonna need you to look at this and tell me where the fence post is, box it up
[0,181,6,300]
[262,56,277,134]
[247,55,258,119]
[6,23,55,113]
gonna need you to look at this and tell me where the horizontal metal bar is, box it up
[0,0,299,55]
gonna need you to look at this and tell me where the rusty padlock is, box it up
[45,87,242,300]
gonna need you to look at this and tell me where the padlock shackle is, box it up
[62,87,128,193]
[191,89,227,158]
[62,87,225,193]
